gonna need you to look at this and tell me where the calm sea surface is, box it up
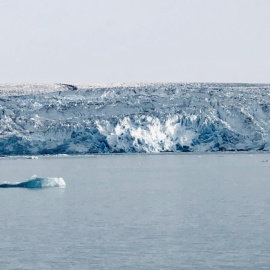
[0,153,270,270]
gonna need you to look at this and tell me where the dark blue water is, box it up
[0,153,270,269]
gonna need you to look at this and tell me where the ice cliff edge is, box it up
[0,82,270,155]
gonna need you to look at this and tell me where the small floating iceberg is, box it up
[0,175,66,189]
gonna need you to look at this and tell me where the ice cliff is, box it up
[0,82,270,155]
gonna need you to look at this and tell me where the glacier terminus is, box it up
[0,82,270,155]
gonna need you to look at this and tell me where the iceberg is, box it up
[0,82,270,154]
[0,175,66,188]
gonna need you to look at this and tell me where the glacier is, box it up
[0,175,66,188]
[0,82,270,155]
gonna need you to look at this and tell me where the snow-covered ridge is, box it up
[0,82,270,155]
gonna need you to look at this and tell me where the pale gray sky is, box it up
[0,0,270,84]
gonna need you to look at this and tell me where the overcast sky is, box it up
[0,0,270,84]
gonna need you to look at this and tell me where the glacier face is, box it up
[0,82,270,155]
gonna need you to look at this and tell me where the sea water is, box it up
[0,153,270,269]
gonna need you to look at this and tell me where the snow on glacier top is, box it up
[1,82,268,97]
